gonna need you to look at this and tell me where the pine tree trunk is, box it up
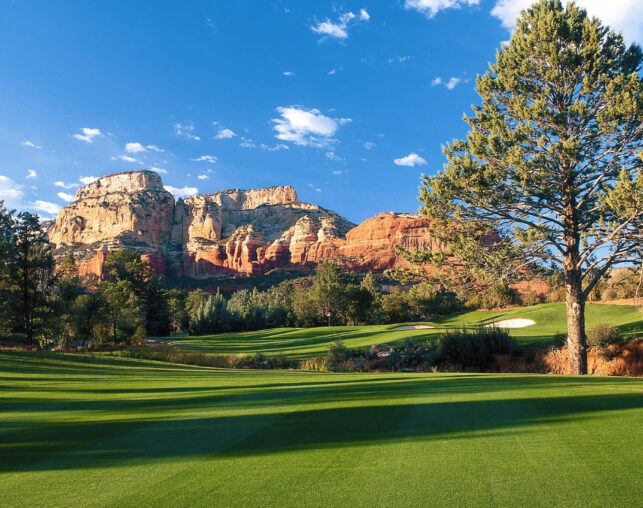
[565,271,588,375]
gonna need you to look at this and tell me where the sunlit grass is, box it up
[0,352,641,507]
[154,303,643,358]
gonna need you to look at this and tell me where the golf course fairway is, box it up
[1,352,642,507]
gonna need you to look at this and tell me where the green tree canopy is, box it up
[417,0,643,374]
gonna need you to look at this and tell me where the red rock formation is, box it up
[48,170,443,279]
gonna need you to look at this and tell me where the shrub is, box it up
[586,323,621,347]
[437,327,515,369]
[328,339,349,363]
[300,355,333,371]
[131,326,147,345]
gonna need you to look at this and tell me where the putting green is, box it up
[152,303,643,358]
[0,352,641,507]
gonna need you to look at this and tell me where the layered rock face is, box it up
[48,170,442,278]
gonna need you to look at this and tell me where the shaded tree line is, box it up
[0,202,171,348]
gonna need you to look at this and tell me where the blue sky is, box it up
[1,0,640,223]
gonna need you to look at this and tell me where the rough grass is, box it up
[151,303,643,358]
[0,352,641,507]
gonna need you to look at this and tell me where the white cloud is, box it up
[260,143,290,151]
[174,123,200,141]
[57,192,75,202]
[73,127,103,143]
[146,144,165,152]
[54,181,79,190]
[272,106,349,147]
[332,170,343,175]
[394,152,428,167]
[191,155,217,163]
[197,174,209,180]
[240,137,256,148]
[311,9,369,40]
[79,176,98,185]
[164,185,198,198]
[328,68,337,75]
[364,141,376,150]
[491,0,642,43]
[150,166,168,174]
[432,76,463,89]
[112,154,140,163]
[125,142,146,154]
[404,0,480,18]
[32,200,61,215]
[0,175,25,208]
[315,188,322,192]
[26,169,37,180]
[326,151,342,161]
[283,71,294,76]
[21,140,42,149]
[388,56,413,64]
[215,128,236,139]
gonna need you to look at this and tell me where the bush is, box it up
[586,323,621,347]
[328,339,349,363]
[437,327,515,369]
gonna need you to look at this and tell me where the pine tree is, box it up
[418,1,642,374]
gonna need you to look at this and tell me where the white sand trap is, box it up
[391,324,434,330]
[485,318,535,329]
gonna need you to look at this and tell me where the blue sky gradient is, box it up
[1,0,640,222]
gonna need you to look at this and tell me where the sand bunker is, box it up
[485,318,535,329]
[391,324,434,330]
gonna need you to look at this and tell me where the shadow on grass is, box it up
[1,374,641,473]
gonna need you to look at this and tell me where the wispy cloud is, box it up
[150,166,168,174]
[21,140,42,149]
[190,155,217,164]
[240,137,256,148]
[215,128,236,139]
[26,169,37,180]
[311,9,370,40]
[174,123,200,141]
[54,181,79,190]
[431,76,464,89]
[283,71,294,76]
[404,0,479,18]
[260,143,290,151]
[197,174,209,180]
[73,127,103,143]
[394,152,428,167]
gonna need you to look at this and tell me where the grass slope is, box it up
[1,352,641,507]
[157,303,643,358]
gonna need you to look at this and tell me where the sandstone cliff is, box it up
[48,170,441,279]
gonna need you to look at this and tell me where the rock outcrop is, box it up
[48,170,442,279]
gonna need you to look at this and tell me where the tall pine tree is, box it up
[418,1,642,374]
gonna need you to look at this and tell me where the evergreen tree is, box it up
[417,1,642,373]
[8,212,55,346]
[0,202,15,337]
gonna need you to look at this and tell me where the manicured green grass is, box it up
[155,303,643,358]
[0,352,641,507]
